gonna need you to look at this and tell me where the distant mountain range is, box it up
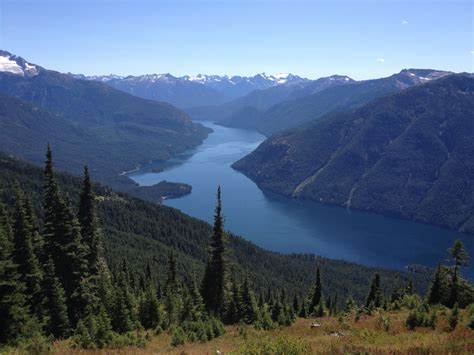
[70,72,309,109]
[233,74,474,234]
[184,69,453,135]
[0,50,210,197]
[187,75,354,128]
[256,69,452,135]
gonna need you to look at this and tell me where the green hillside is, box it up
[0,51,210,196]
[233,75,474,234]
[0,154,430,304]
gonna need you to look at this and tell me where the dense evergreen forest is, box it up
[0,149,472,350]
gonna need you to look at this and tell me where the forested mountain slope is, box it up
[257,69,451,135]
[0,51,210,193]
[233,75,474,234]
[0,154,430,304]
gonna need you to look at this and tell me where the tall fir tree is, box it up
[42,147,87,307]
[0,204,36,344]
[164,252,180,327]
[201,186,227,317]
[241,276,258,324]
[75,166,112,323]
[447,240,470,307]
[227,273,242,324]
[139,285,161,329]
[309,267,322,315]
[366,273,383,308]
[427,263,444,305]
[292,294,299,315]
[43,257,70,338]
[12,189,44,319]
[111,270,135,333]
[78,166,103,276]
[182,275,205,322]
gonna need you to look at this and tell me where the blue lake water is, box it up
[129,121,473,280]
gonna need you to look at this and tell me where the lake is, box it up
[129,121,473,279]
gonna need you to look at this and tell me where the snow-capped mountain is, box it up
[395,69,452,87]
[70,72,309,108]
[0,50,40,77]
[183,73,308,99]
[183,72,306,88]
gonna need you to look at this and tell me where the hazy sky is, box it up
[1,0,472,79]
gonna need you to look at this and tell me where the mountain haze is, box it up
[187,75,353,127]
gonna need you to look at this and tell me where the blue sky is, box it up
[1,0,472,79]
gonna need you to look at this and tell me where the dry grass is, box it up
[6,310,473,354]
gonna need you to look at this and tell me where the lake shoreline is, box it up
[129,121,473,280]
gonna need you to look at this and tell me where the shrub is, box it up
[447,305,460,332]
[406,309,426,330]
[18,333,52,355]
[170,326,186,347]
[175,318,225,345]
[426,310,438,330]
[377,311,391,332]
[466,303,474,330]
[154,325,163,335]
[235,336,310,355]
[210,317,225,337]
[255,306,277,330]
[400,294,422,310]
[238,322,248,339]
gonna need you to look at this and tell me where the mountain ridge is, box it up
[0,50,210,197]
[233,74,474,234]
[69,71,310,108]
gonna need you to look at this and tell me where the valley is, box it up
[1,1,473,352]
[129,121,474,280]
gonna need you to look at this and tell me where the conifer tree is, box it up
[139,285,161,329]
[447,240,470,307]
[299,299,308,318]
[42,147,87,310]
[111,270,134,333]
[202,186,227,317]
[23,198,44,261]
[241,276,258,324]
[43,257,70,338]
[186,275,205,321]
[258,292,265,309]
[12,190,43,318]
[266,286,272,304]
[366,273,383,308]
[78,166,103,276]
[145,262,152,283]
[326,297,331,314]
[42,144,58,259]
[427,264,444,305]
[292,294,299,315]
[164,252,180,327]
[316,297,325,317]
[227,274,242,324]
[0,204,35,344]
[345,295,356,313]
[309,267,322,315]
